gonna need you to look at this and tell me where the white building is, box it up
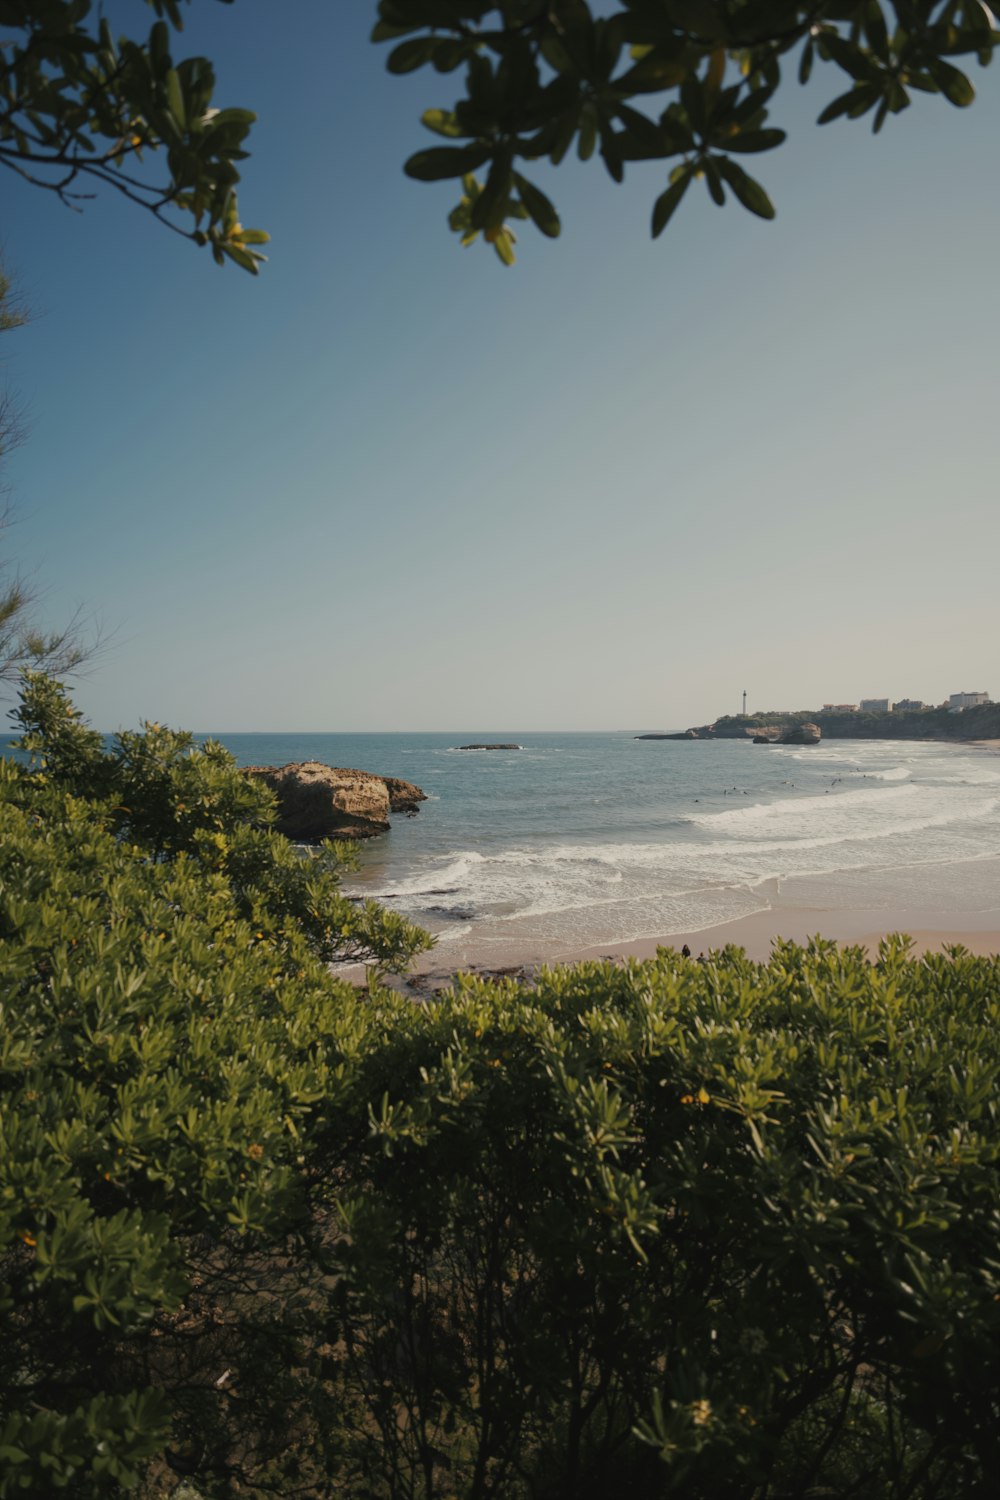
[948,691,991,710]
[859,698,892,713]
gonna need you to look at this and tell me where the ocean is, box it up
[206,732,1000,961]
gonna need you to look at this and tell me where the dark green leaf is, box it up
[651,172,691,237]
[577,104,598,161]
[404,145,491,180]
[821,34,881,82]
[616,102,668,154]
[799,39,814,86]
[928,58,975,106]
[723,128,786,153]
[387,37,441,74]
[864,3,890,60]
[703,156,726,205]
[514,173,561,237]
[717,157,776,218]
[818,87,871,124]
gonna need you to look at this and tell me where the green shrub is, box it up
[314,942,1000,1497]
[1,675,998,1497]
[0,675,428,1495]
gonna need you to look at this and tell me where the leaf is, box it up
[799,39,814,85]
[820,34,880,83]
[387,37,440,74]
[404,146,490,181]
[863,2,890,60]
[817,87,870,125]
[514,173,561,237]
[616,102,668,154]
[577,104,598,161]
[371,21,420,42]
[222,243,263,274]
[422,108,463,138]
[704,156,726,205]
[164,69,185,129]
[490,229,516,266]
[205,108,257,130]
[717,157,776,218]
[723,128,786,153]
[651,172,690,237]
[928,59,975,107]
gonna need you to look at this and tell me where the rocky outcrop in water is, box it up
[381,776,428,813]
[751,723,821,745]
[458,743,521,750]
[242,762,425,841]
[780,723,821,745]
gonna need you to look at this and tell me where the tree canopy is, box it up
[0,1,267,272]
[3,2,998,270]
[376,0,999,262]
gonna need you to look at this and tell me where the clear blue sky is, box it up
[5,1,998,731]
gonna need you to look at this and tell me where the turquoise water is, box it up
[207,732,1000,958]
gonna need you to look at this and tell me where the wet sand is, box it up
[346,904,999,998]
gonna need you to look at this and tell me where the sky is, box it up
[3,1,999,732]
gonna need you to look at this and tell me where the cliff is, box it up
[642,702,1000,744]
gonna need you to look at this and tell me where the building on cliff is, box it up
[860,698,892,712]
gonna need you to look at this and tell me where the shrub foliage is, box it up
[1,675,998,1496]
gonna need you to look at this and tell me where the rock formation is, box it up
[457,743,521,750]
[750,724,822,745]
[381,776,428,813]
[780,722,821,745]
[242,762,425,841]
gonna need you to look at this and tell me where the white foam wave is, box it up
[379,850,486,897]
[688,783,921,832]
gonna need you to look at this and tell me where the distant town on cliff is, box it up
[638,691,997,743]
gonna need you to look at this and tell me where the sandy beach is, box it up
[360,903,1000,997]
[329,733,1000,991]
[572,907,1000,964]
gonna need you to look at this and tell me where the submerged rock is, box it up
[458,743,521,750]
[243,761,425,841]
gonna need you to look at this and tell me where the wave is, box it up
[687,783,922,831]
[378,850,486,897]
[343,735,1000,950]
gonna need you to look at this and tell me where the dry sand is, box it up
[571,907,1000,964]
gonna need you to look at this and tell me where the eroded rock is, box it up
[243,761,425,841]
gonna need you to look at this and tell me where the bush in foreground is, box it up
[0,676,429,1493]
[1,676,998,1496]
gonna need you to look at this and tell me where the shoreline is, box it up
[341,736,1000,992]
[356,904,1000,996]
